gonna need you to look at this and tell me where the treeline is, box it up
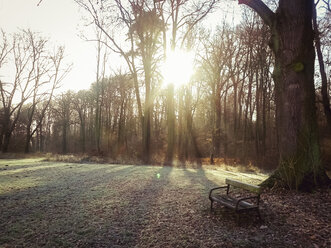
[0,30,70,154]
[1,1,330,169]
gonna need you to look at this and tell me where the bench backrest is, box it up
[225,178,261,194]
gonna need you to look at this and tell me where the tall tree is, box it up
[94,29,108,154]
[73,90,89,153]
[239,0,329,189]
[0,30,43,152]
[155,0,218,164]
[198,25,237,158]
[129,7,163,163]
[313,0,331,130]
[24,46,68,153]
[75,0,162,163]
[53,92,73,154]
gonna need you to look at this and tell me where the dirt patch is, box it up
[0,159,330,247]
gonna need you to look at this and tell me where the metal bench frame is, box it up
[209,178,261,221]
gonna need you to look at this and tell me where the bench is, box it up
[209,178,261,221]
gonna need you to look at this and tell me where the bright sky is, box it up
[0,0,243,93]
[0,0,96,92]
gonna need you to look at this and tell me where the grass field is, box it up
[0,158,329,247]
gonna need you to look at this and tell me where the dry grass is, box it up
[43,153,144,165]
[44,153,265,174]
[0,158,330,248]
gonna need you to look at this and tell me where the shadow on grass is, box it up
[182,167,220,193]
[0,163,174,248]
[0,163,128,197]
[0,164,142,247]
[84,165,173,247]
[0,158,46,171]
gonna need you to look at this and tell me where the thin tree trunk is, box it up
[255,67,261,158]
[62,120,67,154]
[143,64,152,164]
[2,131,11,153]
[25,123,32,153]
[39,122,43,152]
[223,89,228,160]
[166,84,175,165]
[313,3,331,130]
[214,83,222,157]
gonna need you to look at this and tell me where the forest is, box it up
[1,0,330,190]
[1,1,331,184]
[0,0,331,247]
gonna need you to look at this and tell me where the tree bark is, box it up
[214,82,222,157]
[25,123,32,153]
[240,0,329,190]
[166,84,175,165]
[2,131,11,153]
[143,64,152,164]
[62,120,67,154]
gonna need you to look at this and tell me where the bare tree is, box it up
[73,90,89,153]
[75,0,156,162]
[313,0,331,130]
[198,25,237,158]
[129,5,164,162]
[53,91,74,154]
[154,0,219,164]
[94,29,108,154]
[24,46,69,153]
[0,30,46,152]
[239,0,329,189]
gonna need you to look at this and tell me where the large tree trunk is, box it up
[240,0,329,190]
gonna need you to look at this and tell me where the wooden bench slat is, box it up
[225,178,261,194]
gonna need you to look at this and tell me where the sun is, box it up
[161,49,194,88]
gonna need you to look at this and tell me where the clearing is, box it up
[0,158,330,247]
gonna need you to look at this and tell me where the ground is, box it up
[0,158,330,248]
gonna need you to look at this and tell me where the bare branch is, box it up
[239,0,275,26]
[322,0,331,11]
[37,0,44,6]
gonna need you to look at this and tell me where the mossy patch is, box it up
[292,62,304,72]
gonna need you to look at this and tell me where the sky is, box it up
[0,0,97,92]
[0,0,242,93]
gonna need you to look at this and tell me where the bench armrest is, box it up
[209,186,228,198]
[235,196,260,210]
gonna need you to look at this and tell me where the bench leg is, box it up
[210,200,213,211]
[236,212,241,224]
[256,209,262,221]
